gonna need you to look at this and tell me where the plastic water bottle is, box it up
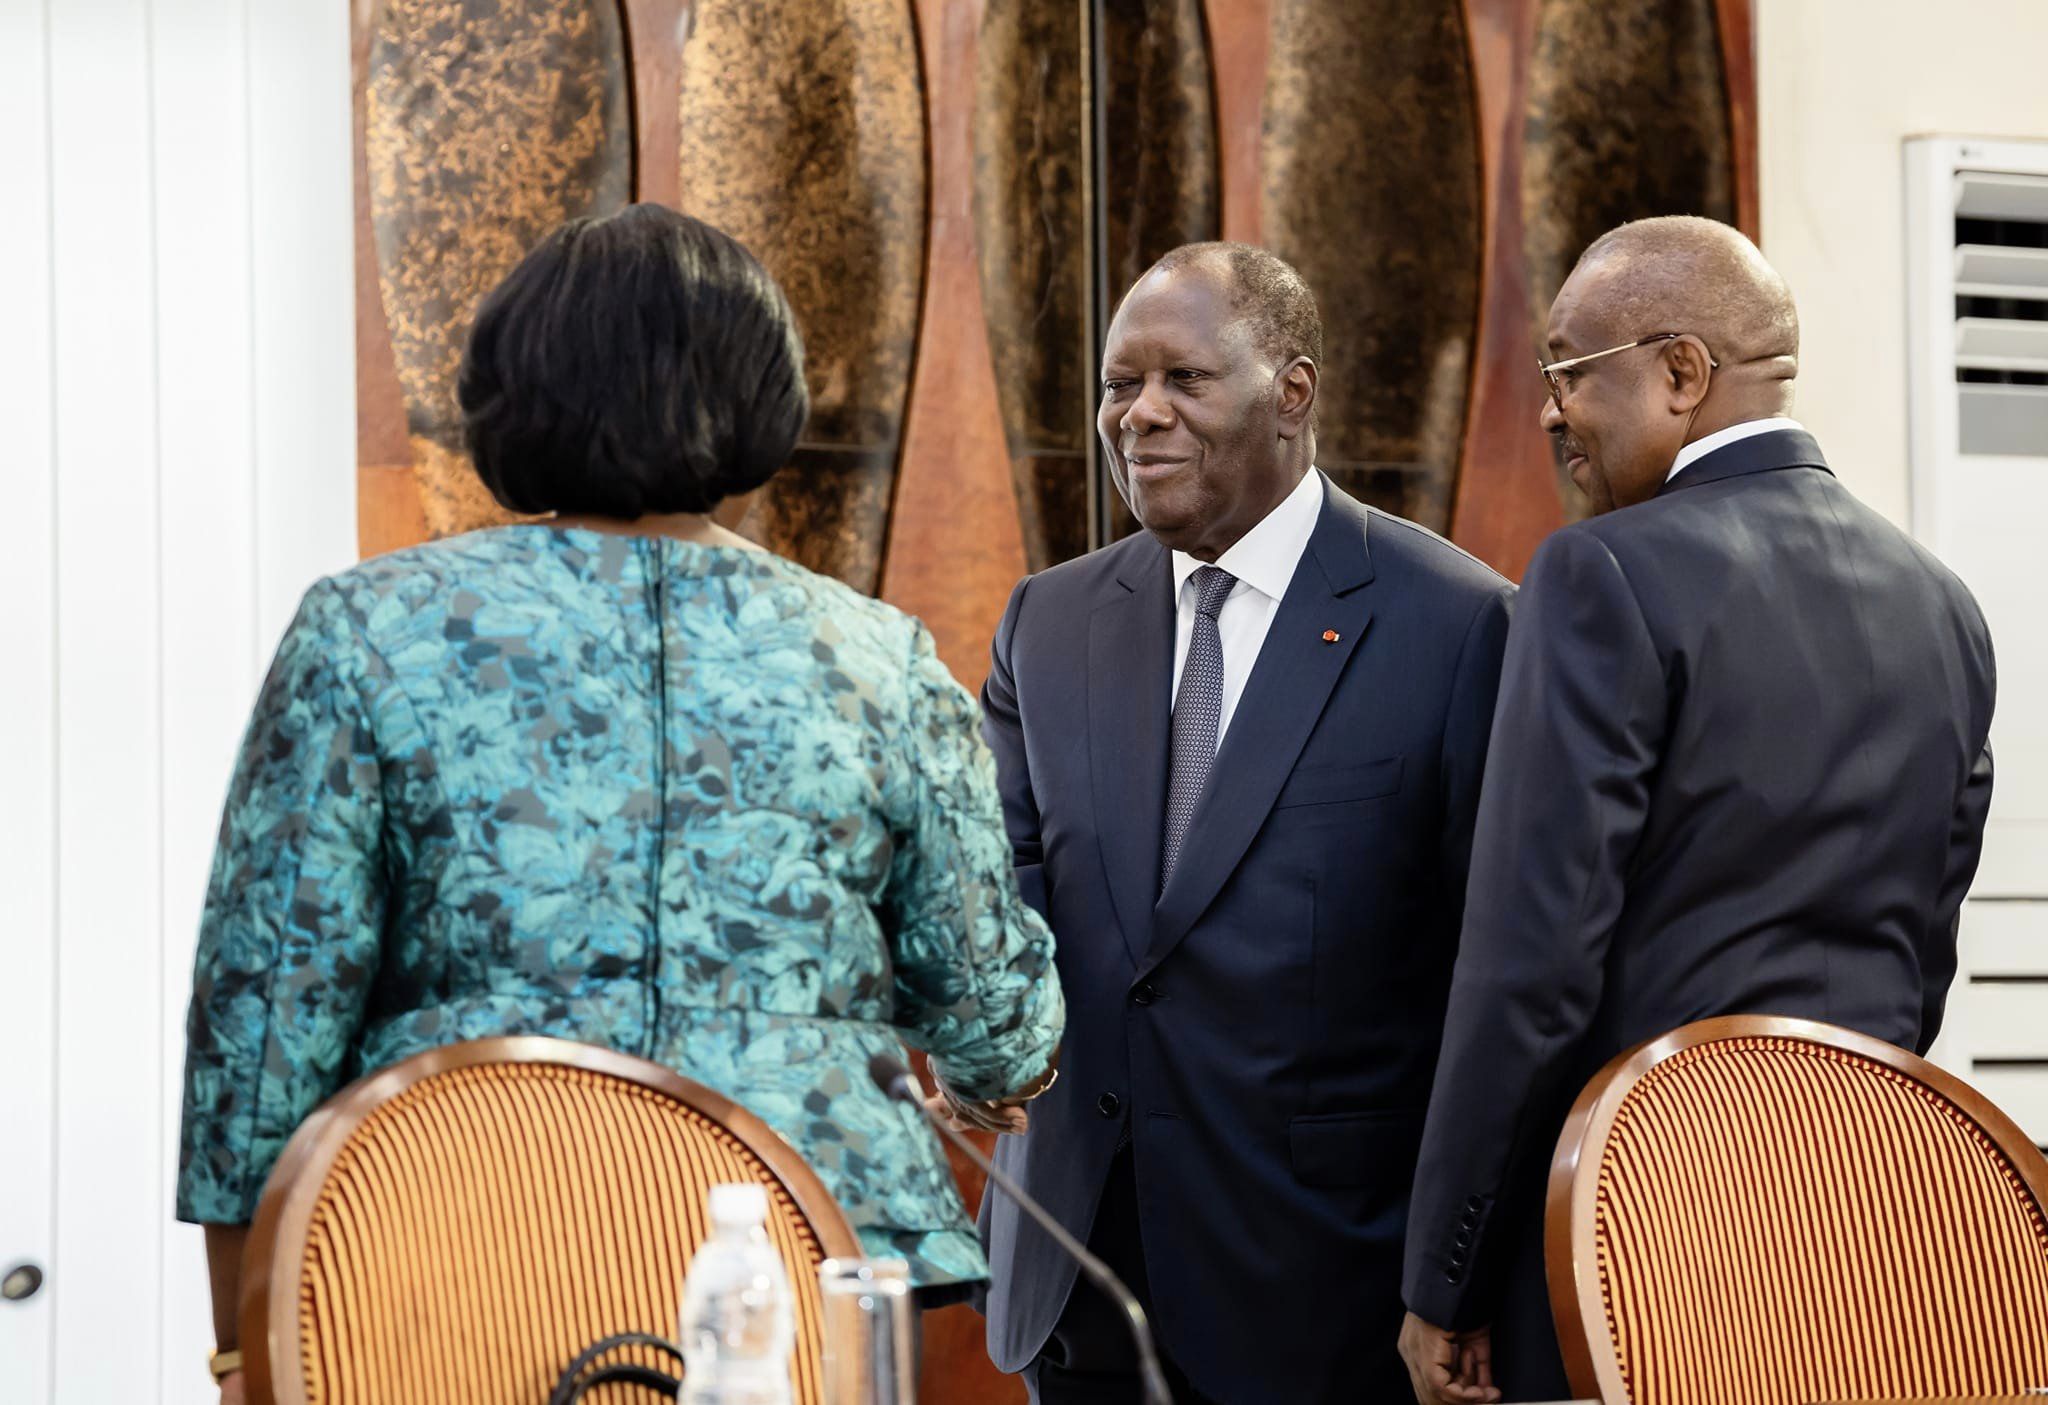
[679,1183,795,1405]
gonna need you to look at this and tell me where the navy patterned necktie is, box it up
[1161,565,1237,890]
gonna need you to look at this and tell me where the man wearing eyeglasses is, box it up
[1396,215,1996,1404]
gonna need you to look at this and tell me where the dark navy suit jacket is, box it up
[1403,429,1997,1390]
[978,475,1515,1403]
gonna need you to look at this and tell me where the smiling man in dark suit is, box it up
[1398,217,1997,1404]
[946,242,1516,1403]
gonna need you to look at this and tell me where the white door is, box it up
[0,3,355,1398]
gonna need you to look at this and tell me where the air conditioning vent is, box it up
[1942,172,2048,452]
[1907,138,2048,1146]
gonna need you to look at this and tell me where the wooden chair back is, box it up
[240,1036,861,1404]
[1548,1015,2048,1405]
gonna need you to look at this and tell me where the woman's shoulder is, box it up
[684,544,929,663]
[750,551,922,636]
[307,526,933,664]
[327,524,620,598]
[298,525,637,664]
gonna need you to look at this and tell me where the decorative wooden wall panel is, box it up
[1260,0,1481,534]
[972,3,1090,570]
[974,0,1217,570]
[1448,0,1759,574]
[355,0,1760,631]
[361,0,632,542]
[678,0,927,592]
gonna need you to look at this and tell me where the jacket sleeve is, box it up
[1919,739,1994,1051]
[1436,584,1517,941]
[1404,529,1667,1328]
[1918,592,1997,1053]
[176,581,390,1224]
[978,576,1048,917]
[881,615,1064,1101]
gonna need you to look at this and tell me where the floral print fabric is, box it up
[176,525,1062,1284]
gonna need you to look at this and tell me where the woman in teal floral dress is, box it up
[178,206,1062,1394]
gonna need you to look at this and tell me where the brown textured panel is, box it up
[352,0,422,560]
[1204,0,1272,245]
[1098,2,1221,316]
[677,0,925,594]
[1098,0,1219,548]
[974,0,1218,570]
[1261,0,1482,533]
[365,0,633,540]
[1447,0,1557,582]
[882,0,1029,690]
[1715,0,1759,240]
[620,0,684,208]
[972,2,1088,571]
[1522,0,1737,519]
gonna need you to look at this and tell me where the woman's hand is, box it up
[925,1068,1038,1135]
[217,1370,246,1404]
[925,1086,1031,1135]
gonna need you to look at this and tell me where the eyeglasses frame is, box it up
[1538,332,1720,408]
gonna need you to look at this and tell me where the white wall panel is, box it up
[0,0,59,1396]
[150,2,261,1397]
[0,2,354,1396]
[1973,1070,2048,1145]
[247,0,358,648]
[47,0,166,1397]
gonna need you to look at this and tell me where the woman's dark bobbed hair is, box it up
[457,204,809,518]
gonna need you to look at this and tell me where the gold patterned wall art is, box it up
[676,0,928,593]
[974,0,1218,568]
[1261,0,1482,534]
[364,0,634,538]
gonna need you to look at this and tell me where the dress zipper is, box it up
[644,539,669,1058]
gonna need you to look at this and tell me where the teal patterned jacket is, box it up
[176,525,1063,1284]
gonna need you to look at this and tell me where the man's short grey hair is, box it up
[1149,241,1325,368]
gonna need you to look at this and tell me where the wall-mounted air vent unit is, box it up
[1906,136,2048,1149]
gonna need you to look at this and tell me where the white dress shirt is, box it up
[1666,416,1805,482]
[1168,466,1326,748]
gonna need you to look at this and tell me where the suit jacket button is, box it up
[1465,1195,1484,1213]
[1445,1268,1462,1285]
[1131,983,1158,1006]
[1455,1230,1472,1248]
[1097,1092,1122,1118]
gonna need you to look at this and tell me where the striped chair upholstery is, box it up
[1548,1016,2048,1405]
[239,1037,862,1405]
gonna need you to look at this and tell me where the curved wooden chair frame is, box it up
[1546,1014,2048,1404]
[239,1035,863,1405]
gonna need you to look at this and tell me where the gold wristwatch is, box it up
[208,1348,243,1382]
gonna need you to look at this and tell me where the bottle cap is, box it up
[708,1182,770,1227]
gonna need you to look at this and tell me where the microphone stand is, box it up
[869,1055,1174,1405]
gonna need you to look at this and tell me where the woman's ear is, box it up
[1276,357,1318,440]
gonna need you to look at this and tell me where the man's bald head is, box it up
[1540,217,1802,514]
[1568,216,1799,374]
[1145,241,1324,369]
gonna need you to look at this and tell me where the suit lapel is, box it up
[1089,535,1175,969]
[1144,482,1375,976]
